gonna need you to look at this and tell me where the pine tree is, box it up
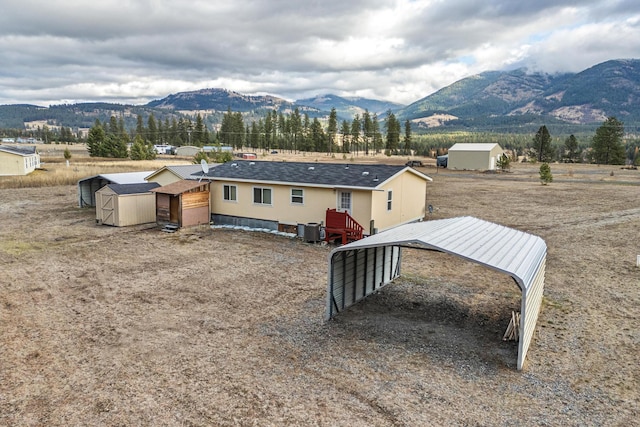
[350,115,361,155]
[193,114,205,146]
[86,120,106,157]
[564,134,579,162]
[362,110,372,155]
[147,114,158,146]
[372,114,383,153]
[403,120,412,155]
[591,117,626,165]
[531,125,554,162]
[385,110,400,154]
[340,120,350,153]
[327,108,338,154]
[539,163,553,185]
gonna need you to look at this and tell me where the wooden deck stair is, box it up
[324,209,364,245]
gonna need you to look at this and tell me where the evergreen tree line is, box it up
[85,112,214,159]
[217,107,410,156]
[524,117,635,165]
[4,107,638,166]
[410,117,638,166]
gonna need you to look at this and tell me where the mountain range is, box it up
[1,59,638,133]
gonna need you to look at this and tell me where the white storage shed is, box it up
[448,143,503,170]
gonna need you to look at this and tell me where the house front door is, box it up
[337,191,352,215]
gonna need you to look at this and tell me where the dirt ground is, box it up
[1,159,639,426]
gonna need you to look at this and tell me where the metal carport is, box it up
[325,216,547,370]
[77,171,154,207]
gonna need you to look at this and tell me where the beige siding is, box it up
[116,194,157,226]
[0,151,40,176]
[370,171,427,232]
[449,145,504,170]
[95,187,157,227]
[211,181,376,227]
[146,170,182,186]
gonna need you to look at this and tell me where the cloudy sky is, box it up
[1,0,639,107]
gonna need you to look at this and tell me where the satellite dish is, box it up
[201,159,209,174]
[199,159,209,182]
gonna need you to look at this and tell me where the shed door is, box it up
[101,194,116,225]
[170,196,180,223]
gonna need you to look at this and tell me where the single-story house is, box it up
[150,180,211,228]
[95,182,161,226]
[0,145,41,176]
[198,160,432,234]
[447,143,503,170]
[77,171,154,207]
[144,164,219,187]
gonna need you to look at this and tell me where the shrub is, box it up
[539,163,553,185]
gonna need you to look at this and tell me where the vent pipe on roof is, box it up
[373,175,379,182]
[308,166,315,170]
[362,171,369,176]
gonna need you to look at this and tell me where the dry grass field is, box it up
[1,147,639,426]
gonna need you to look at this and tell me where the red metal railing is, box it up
[324,208,364,244]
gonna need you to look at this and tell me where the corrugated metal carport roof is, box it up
[77,171,154,207]
[325,216,547,370]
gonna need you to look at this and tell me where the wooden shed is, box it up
[95,182,160,227]
[151,180,210,228]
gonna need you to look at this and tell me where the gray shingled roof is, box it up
[0,145,38,156]
[106,182,161,195]
[198,160,430,189]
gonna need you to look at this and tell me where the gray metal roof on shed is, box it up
[326,216,546,370]
[78,171,155,185]
[103,182,161,195]
[198,160,431,189]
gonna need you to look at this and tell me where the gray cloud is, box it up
[0,0,639,106]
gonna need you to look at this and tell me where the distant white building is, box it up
[447,143,504,170]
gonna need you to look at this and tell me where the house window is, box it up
[253,187,272,205]
[223,184,237,201]
[338,191,352,214]
[291,188,304,205]
[387,190,393,211]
